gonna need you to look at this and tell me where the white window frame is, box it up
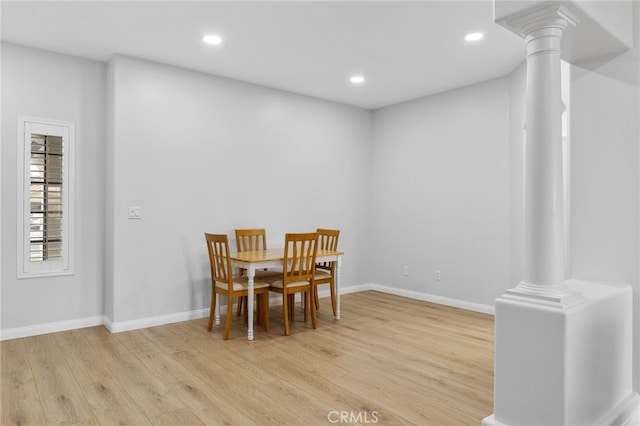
[17,116,75,278]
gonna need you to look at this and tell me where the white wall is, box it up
[370,77,512,306]
[106,55,373,324]
[569,0,640,391]
[3,23,638,399]
[1,43,105,329]
[508,61,526,290]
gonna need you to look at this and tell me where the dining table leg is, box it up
[247,265,255,340]
[335,256,342,320]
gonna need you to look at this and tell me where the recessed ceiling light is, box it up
[350,75,365,84]
[465,32,484,42]
[203,34,222,45]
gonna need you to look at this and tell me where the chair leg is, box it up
[330,282,337,315]
[262,291,270,331]
[207,289,216,331]
[255,294,267,328]
[314,285,320,310]
[303,290,308,323]
[255,295,261,326]
[236,296,245,317]
[288,294,295,321]
[224,297,234,340]
[309,289,317,329]
[282,292,290,336]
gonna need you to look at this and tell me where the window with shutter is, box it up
[18,117,75,277]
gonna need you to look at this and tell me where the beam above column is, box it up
[495,1,633,65]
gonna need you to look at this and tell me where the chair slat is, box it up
[234,228,277,317]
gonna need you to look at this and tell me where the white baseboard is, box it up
[0,315,104,340]
[0,284,494,340]
[104,308,210,333]
[367,283,495,315]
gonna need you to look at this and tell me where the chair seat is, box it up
[215,276,270,292]
[253,270,282,279]
[314,270,331,279]
[268,278,310,289]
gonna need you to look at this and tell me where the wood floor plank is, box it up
[53,329,112,386]
[166,379,258,425]
[170,350,295,424]
[0,291,495,425]
[1,369,48,426]
[262,378,332,422]
[83,379,152,425]
[150,407,205,426]
[24,334,95,425]
[1,339,30,373]
[71,417,101,426]
[96,333,185,420]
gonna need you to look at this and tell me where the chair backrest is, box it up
[316,228,340,271]
[283,232,318,286]
[235,228,268,252]
[204,233,232,289]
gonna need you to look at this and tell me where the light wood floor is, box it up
[1,291,495,425]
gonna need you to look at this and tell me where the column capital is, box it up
[497,3,581,40]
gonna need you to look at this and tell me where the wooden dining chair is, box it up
[234,228,280,316]
[265,232,318,336]
[314,228,340,315]
[205,233,270,340]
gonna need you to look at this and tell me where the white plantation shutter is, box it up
[18,118,75,277]
[30,133,64,261]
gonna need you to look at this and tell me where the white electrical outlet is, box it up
[403,265,409,276]
[435,270,441,280]
[128,206,142,219]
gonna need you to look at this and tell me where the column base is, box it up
[485,279,636,426]
[504,280,584,308]
[483,393,640,426]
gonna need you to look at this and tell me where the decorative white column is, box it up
[507,5,579,303]
[484,2,640,425]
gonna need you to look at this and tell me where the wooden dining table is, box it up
[221,248,343,340]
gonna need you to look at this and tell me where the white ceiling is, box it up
[1,1,526,110]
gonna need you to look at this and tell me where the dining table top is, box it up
[226,247,345,338]
[230,248,344,262]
